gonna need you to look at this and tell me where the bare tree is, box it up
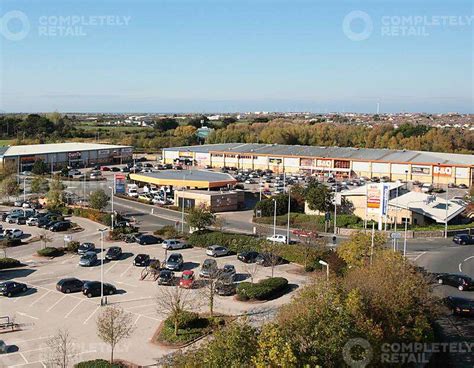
[39,230,53,249]
[156,286,193,336]
[246,262,260,284]
[262,241,280,278]
[213,216,227,233]
[0,238,9,258]
[96,306,135,363]
[45,329,76,368]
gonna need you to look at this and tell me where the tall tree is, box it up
[89,189,110,211]
[45,329,76,368]
[185,206,215,232]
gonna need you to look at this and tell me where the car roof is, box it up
[182,270,194,275]
[83,251,96,256]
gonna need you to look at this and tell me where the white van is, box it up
[127,184,139,198]
[421,184,433,193]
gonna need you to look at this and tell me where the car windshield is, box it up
[203,260,216,269]
[168,255,180,262]
[182,273,193,280]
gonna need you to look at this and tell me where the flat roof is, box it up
[341,182,404,196]
[164,143,474,167]
[3,143,132,157]
[130,169,237,189]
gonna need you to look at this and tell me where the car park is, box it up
[56,278,84,293]
[0,281,27,297]
[237,251,260,263]
[105,246,122,260]
[82,281,116,297]
[158,270,175,285]
[166,253,183,271]
[445,296,474,317]
[266,234,287,243]
[453,234,474,245]
[161,239,187,250]
[79,252,98,267]
[437,273,474,291]
[199,258,218,278]
[206,245,230,257]
[133,254,150,267]
[179,270,195,288]
[78,242,95,255]
[136,234,161,245]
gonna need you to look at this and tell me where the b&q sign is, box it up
[433,166,453,177]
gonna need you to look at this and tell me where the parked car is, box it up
[5,214,21,224]
[215,279,237,296]
[79,251,98,267]
[13,200,24,207]
[133,254,150,267]
[82,281,116,297]
[161,239,187,250]
[256,253,287,267]
[221,264,236,281]
[49,221,71,232]
[179,270,195,288]
[206,245,230,257]
[40,219,58,229]
[3,229,23,239]
[436,273,474,291]
[136,234,161,245]
[35,217,50,228]
[110,167,121,172]
[266,234,287,243]
[0,281,27,297]
[56,278,84,293]
[453,234,474,245]
[15,216,27,225]
[199,258,218,278]
[157,270,175,286]
[166,253,183,271]
[125,233,142,243]
[26,217,40,226]
[100,166,111,172]
[237,251,260,263]
[105,246,122,260]
[445,296,474,317]
[459,184,468,189]
[78,242,95,255]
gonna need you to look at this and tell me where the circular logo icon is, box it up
[0,10,30,41]
[342,11,373,41]
[342,338,373,368]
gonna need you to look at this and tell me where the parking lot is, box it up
[0,214,309,366]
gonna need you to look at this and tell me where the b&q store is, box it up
[163,143,474,187]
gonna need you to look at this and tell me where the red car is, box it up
[179,270,195,289]
[100,166,111,171]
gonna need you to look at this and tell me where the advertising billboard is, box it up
[315,159,332,168]
[433,166,453,177]
[114,174,126,194]
[411,165,431,175]
[367,183,381,210]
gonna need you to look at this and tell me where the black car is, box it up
[110,167,121,172]
[78,242,95,255]
[437,273,474,291]
[136,234,160,245]
[0,281,27,297]
[158,270,175,285]
[56,278,84,293]
[133,254,150,267]
[445,296,474,317]
[82,281,116,298]
[215,279,237,296]
[256,253,287,267]
[105,246,122,260]
[15,216,27,225]
[35,217,50,228]
[453,234,474,245]
[50,221,71,232]
[42,220,59,229]
[237,251,260,263]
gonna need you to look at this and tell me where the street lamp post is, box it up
[403,217,409,257]
[286,186,291,244]
[319,259,329,281]
[98,228,108,306]
[445,185,449,238]
[333,182,338,236]
[273,198,277,238]
[108,185,115,231]
[181,173,186,234]
[22,177,26,202]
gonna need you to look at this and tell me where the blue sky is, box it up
[0,0,472,113]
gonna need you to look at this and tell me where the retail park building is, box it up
[162,143,474,187]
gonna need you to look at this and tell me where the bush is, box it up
[66,241,80,253]
[236,277,288,301]
[75,359,125,368]
[37,247,63,257]
[154,225,179,238]
[109,226,139,240]
[254,213,362,231]
[188,231,263,254]
[159,312,211,345]
[0,238,22,248]
[0,257,21,269]
[73,208,111,225]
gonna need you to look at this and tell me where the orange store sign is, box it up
[433,166,453,177]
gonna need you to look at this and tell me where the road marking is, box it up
[10,336,52,344]
[64,299,84,318]
[458,255,474,273]
[120,264,133,278]
[17,312,38,320]
[413,252,426,261]
[115,280,138,288]
[125,303,156,311]
[105,261,120,274]
[19,352,28,364]
[46,294,67,312]
[26,289,51,306]
[132,314,141,326]
[83,306,100,325]
[112,296,154,304]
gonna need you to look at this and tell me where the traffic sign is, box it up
[64,235,72,243]
[390,232,402,239]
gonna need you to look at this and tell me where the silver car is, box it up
[206,245,229,257]
[78,252,97,267]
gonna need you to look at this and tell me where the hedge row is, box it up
[254,213,362,231]
[37,247,64,257]
[75,360,126,368]
[109,226,139,241]
[188,231,263,253]
[0,257,21,269]
[236,277,289,301]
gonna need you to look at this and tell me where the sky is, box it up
[0,0,472,113]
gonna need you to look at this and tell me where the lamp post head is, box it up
[319,260,328,266]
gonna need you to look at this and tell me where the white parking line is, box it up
[9,336,52,344]
[105,261,120,274]
[64,299,84,319]
[115,280,138,288]
[125,303,156,311]
[46,294,67,312]
[83,306,100,324]
[16,312,39,320]
[26,290,51,306]
[120,264,133,278]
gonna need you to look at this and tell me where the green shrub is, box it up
[160,313,210,344]
[188,231,263,253]
[163,311,203,330]
[154,225,179,238]
[109,226,139,240]
[236,277,288,301]
[254,213,362,231]
[75,359,125,368]
[37,247,63,257]
[0,257,21,269]
[66,241,80,253]
[0,238,22,248]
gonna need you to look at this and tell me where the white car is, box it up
[128,188,139,198]
[26,217,39,226]
[266,234,287,244]
[4,229,23,239]
[206,245,230,257]
[161,239,187,250]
